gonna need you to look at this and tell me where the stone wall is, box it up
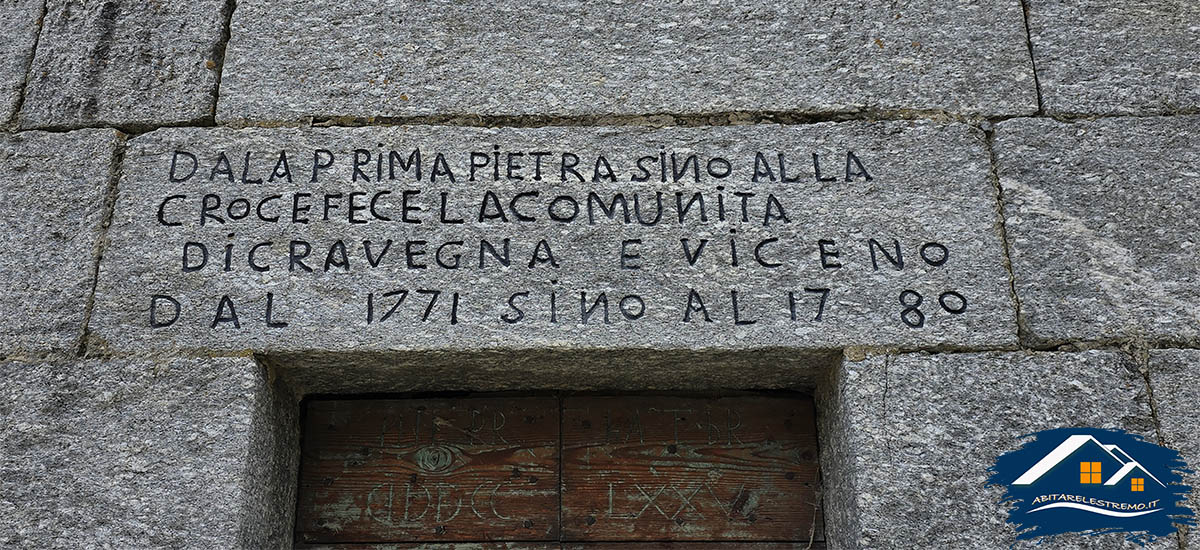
[0,0,1197,548]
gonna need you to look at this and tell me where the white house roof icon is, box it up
[1012,434,1165,487]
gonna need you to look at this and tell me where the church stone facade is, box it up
[0,0,1198,548]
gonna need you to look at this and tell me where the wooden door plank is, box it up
[564,544,825,549]
[561,396,821,542]
[297,542,825,549]
[296,397,560,544]
[297,544,560,550]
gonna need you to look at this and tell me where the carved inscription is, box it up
[151,148,919,329]
[295,398,559,543]
[98,124,1013,351]
[561,396,821,541]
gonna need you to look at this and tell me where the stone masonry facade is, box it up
[0,0,1198,548]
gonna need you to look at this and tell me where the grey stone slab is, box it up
[818,350,1163,549]
[268,349,839,395]
[1148,349,1200,548]
[1028,0,1200,115]
[0,128,120,355]
[0,0,41,125]
[18,0,229,129]
[90,122,1015,355]
[0,356,298,549]
[996,116,1200,346]
[216,0,1037,123]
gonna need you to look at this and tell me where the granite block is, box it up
[0,128,120,355]
[0,0,41,125]
[0,356,298,549]
[1148,349,1200,548]
[19,0,230,129]
[1028,0,1200,115]
[90,122,1016,355]
[996,116,1200,345]
[818,350,1160,549]
[216,0,1037,122]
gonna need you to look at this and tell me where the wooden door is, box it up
[295,394,822,549]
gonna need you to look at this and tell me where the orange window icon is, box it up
[1132,478,1144,491]
[1080,461,1102,484]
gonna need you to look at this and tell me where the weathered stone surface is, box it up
[1148,349,1200,548]
[818,350,1160,549]
[91,122,1015,354]
[268,349,837,395]
[0,0,41,125]
[1028,0,1200,115]
[0,129,120,355]
[216,0,1036,122]
[0,356,298,549]
[996,116,1200,345]
[19,0,229,129]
